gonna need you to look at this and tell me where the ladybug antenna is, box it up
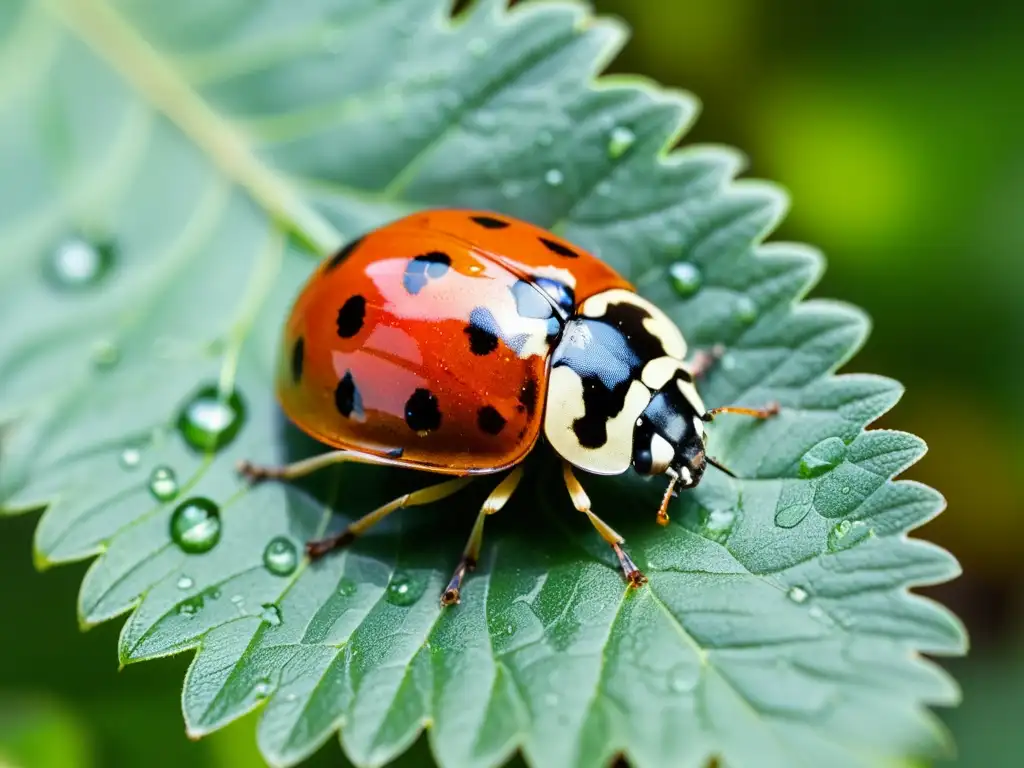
[707,456,736,478]
[656,470,678,526]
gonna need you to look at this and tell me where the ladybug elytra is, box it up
[239,209,778,604]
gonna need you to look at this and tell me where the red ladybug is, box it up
[239,209,777,605]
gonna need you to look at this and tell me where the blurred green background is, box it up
[2,1,1021,766]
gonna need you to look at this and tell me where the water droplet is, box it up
[808,605,826,621]
[263,536,299,577]
[177,598,201,617]
[90,340,120,370]
[774,502,811,529]
[338,578,358,597]
[230,594,244,605]
[787,586,809,604]
[385,572,426,607]
[668,664,697,693]
[827,519,872,552]
[254,679,272,698]
[799,437,847,479]
[177,385,246,453]
[596,180,612,196]
[208,588,221,600]
[669,262,702,297]
[468,37,487,56]
[720,353,738,371]
[260,603,282,627]
[607,126,636,158]
[536,130,554,147]
[505,624,515,635]
[544,168,564,187]
[702,508,736,544]
[44,235,115,290]
[284,693,298,703]
[169,497,222,554]
[841,486,851,495]
[735,296,758,324]
[176,575,194,590]
[543,692,559,706]
[148,466,179,502]
[119,447,141,469]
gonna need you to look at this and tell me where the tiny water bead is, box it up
[176,575,194,590]
[259,603,283,627]
[119,447,141,470]
[337,578,358,597]
[827,519,872,552]
[90,340,120,370]
[148,466,179,502]
[44,235,116,290]
[702,508,736,544]
[607,126,636,159]
[787,586,809,604]
[169,497,222,554]
[735,296,758,325]
[177,384,246,453]
[385,572,426,607]
[263,536,299,577]
[669,262,702,297]
[544,168,564,187]
[773,502,811,529]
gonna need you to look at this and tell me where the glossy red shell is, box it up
[276,209,631,475]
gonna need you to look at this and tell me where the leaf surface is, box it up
[0,1,965,767]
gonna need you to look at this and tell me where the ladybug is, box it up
[239,209,778,605]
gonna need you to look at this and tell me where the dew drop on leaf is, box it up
[787,586,809,604]
[385,572,426,606]
[668,664,698,693]
[148,466,179,502]
[544,168,564,186]
[90,339,120,370]
[177,597,202,617]
[119,447,141,469]
[506,623,515,636]
[702,508,736,544]
[774,502,811,529]
[500,180,521,199]
[176,575,193,590]
[254,679,272,698]
[799,437,847,478]
[177,384,246,453]
[735,296,758,324]
[169,497,222,554]
[263,536,299,576]
[337,578,357,597]
[607,126,636,158]
[44,235,115,290]
[827,519,872,552]
[669,262,702,297]
[260,603,282,627]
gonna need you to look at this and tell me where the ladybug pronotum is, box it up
[238,209,778,605]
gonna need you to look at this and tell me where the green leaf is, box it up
[0,1,966,767]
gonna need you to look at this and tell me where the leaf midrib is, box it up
[43,0,340,254]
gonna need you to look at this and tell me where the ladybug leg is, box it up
[305,477,475,559]
[561,461,647,589]
[687,343,725,379]
[237,449,409,483]
[441,466,525,607]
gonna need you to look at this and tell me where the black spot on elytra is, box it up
[539,237,579,259]
[403,252,451,295]
[470,215,510,229]
[291,337,304,383]
[405,388,441,433]
[572,376,634,449]
[518,377,538,416]
[477,405,507,435]
[598,301,669,364]
[511,280,554,319]
[336,295,366,338]
[325,236,364,272]
[464,321,499,356]
[334,371,364,419]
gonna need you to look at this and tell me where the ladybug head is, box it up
[631,371,713,491]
